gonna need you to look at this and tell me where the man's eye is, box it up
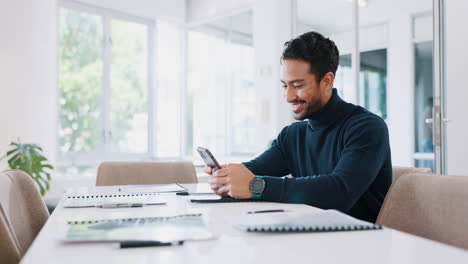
[282,85,287,89]
[294,85,303,89]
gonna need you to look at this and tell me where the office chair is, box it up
[0,206,21,264]
[0,170,49,263]
[377,173,468,250]
[96,161,198,186]
[391,166,431,184]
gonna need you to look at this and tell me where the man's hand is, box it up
[203,165,228,196]
[207,163,255,199]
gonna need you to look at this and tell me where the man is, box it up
[205,31,392,223]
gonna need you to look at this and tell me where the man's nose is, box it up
[284,86,297,103]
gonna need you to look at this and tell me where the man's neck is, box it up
[318,89,334,110]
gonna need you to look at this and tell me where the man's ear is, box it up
[320,72,335,91]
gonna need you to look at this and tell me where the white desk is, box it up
[21,184,468,264]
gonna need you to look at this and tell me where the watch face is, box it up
[252,181,263,192]
[251,178,265,193]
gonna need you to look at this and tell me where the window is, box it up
[187,15,256,160]
[59,8,104,155]
[58,4,153,172]
[58,4,256,175]
[335,49,388,119]
[109,19,149,154]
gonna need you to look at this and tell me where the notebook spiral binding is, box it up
[246,224,382,232]
[66,213,202,225]
[66,193,159,199]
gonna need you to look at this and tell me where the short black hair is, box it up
[281,31,339,82]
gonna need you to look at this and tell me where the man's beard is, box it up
[293,95,324,121]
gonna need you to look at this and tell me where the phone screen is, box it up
[197,147,221,171]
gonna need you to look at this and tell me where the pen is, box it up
[98,203,143,208]
[120,240,184,249]
[176,191,215,196]
[247,209,286,214]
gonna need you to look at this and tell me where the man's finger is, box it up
[216,184,230,195]
[203,166,213,175]
[208,176,228,185]
[227,163,242,168]
[213,168,229,177]
[210,183,222,191]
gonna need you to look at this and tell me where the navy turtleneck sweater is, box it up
[243,88,392,223]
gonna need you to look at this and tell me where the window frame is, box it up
[57,3,257,172]
[57,0,156,168]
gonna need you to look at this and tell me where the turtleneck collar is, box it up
[306,88,355,131]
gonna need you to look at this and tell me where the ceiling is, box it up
[209,11,253,36]
[197,0,433,39]
[297,0,433,34]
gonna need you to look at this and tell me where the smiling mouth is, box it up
[291,102,305,113]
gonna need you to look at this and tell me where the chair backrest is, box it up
[377,173,468,250]
[0,170,49,260]
[0,206,21,264]
[96,161,198,186]
[391,166,431,184]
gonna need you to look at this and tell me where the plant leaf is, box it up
[6,149,18,156]
[5,141,54,196]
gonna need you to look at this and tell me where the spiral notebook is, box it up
[64,214,214,242]
[62,193,164,208]
[237,209,382,232]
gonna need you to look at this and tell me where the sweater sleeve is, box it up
[242,127,290,177]
[260,116,390,212]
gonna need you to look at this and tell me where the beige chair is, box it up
[0,170,49,263]
[392,166,431,184]
[96,161,198,186]
[0,206,20,264]
[377,173,468,250]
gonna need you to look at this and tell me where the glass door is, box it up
[414,41,434,171]
[440,0,468,175]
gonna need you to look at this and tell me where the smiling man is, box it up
[206,31,392,223]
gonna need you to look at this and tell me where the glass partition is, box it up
[187,11,256,159]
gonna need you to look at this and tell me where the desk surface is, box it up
[21,184,468,264]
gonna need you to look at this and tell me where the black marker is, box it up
[247,209,285,214]
[120,240,184,249]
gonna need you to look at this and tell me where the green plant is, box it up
[3,141,54,196]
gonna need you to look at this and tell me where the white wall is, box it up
[0,0,58,164]
[444,0,468,175]
[385,13,415,167]
[253,0,295,150]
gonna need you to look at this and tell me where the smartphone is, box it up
[197,147,221,172]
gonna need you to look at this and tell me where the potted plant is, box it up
[1,141,54,196]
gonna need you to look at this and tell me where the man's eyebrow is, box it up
[281,79,304,84]
[291,79,304,83]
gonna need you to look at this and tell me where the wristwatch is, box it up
[249,176,265,199]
